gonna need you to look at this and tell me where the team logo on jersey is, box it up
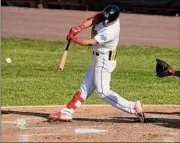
[100,34,107,41]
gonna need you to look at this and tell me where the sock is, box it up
[61,91,84,115]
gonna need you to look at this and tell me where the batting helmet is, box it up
[102,5,120,26]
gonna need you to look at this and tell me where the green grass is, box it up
[1,37,180,106]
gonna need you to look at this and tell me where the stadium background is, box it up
[1,0,180,15]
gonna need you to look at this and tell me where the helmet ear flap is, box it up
[103,19,109,26]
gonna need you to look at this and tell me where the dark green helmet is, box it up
[102,5,120,26]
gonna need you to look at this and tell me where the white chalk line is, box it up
[2,104,180,109]
[75,128,108,134]
[2,121,17,124]
[2,118,43,124]
[21,127,55,130]
[2,118,54,130]
[19,129,73,141]
[0,116,111,125]
[18,129,107,139]
[23,117,46,120]
[18,132,179,143]
[19,133,68,137]
[19,135,29,142]
[1,119,27,128]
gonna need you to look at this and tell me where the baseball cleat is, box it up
[133,100,145,123]
[48,112,72,122]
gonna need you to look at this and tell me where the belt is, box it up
[93,50,116,61]
[93,51,99,56]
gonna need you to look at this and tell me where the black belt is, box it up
[93,51,116,60]
[93,51,99,56]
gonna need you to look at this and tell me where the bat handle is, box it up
[65,40,71,51]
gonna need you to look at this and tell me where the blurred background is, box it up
[1,0,180,16]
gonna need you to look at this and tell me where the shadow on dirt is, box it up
[2,110,180,129]
[74,116,180,129]
[1,110,49,119]
[74,116,139,123]
[145,111,180,116]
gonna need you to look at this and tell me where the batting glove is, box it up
[69,23,87,36]
[70,26,82,36]
[67,34,78,43]
[67,34,85,45]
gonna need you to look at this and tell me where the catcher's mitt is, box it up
[156,58,175,77]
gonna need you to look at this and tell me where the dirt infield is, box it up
[1,105,180,142]
[1,7,180,142]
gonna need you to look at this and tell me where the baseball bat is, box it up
[58,40,71,72]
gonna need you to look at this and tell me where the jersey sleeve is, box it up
[94,29,114,45]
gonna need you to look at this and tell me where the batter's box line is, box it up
[19,132,73,142]
[2,119,55,130]
[2,119,27,129]
[2,117,46,123]
[18,127,109,142]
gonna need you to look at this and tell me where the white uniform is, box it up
[61,18,137,115]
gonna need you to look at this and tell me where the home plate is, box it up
[75,128,108,134]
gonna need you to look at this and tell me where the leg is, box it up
[49,64,95,121]
[94,60,144,122]
[61,64,95,114]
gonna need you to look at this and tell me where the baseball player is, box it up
[49,5,145,122]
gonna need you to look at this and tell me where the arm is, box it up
[69,18,93,36]
[75,38,97,46]
[80,18,94,29]
[68,34,98,46]
[69,12,101,36]
[68,12,102,46]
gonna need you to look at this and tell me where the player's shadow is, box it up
[2,110,180,129]
[74,116,180,129]
[144,111,180,116]
[1,110,49,119]
[74,111,180,129]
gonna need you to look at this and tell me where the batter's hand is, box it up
[67,34,85,45]
[67,34,77,43]
[69,26,82,36]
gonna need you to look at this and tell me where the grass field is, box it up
[1,37,180,106]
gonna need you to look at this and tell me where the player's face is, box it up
[103,18,118,27]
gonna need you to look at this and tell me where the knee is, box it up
[94,80,110,98]
[95,87,110,98]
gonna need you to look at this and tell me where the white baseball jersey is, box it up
[93,19,120,53]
